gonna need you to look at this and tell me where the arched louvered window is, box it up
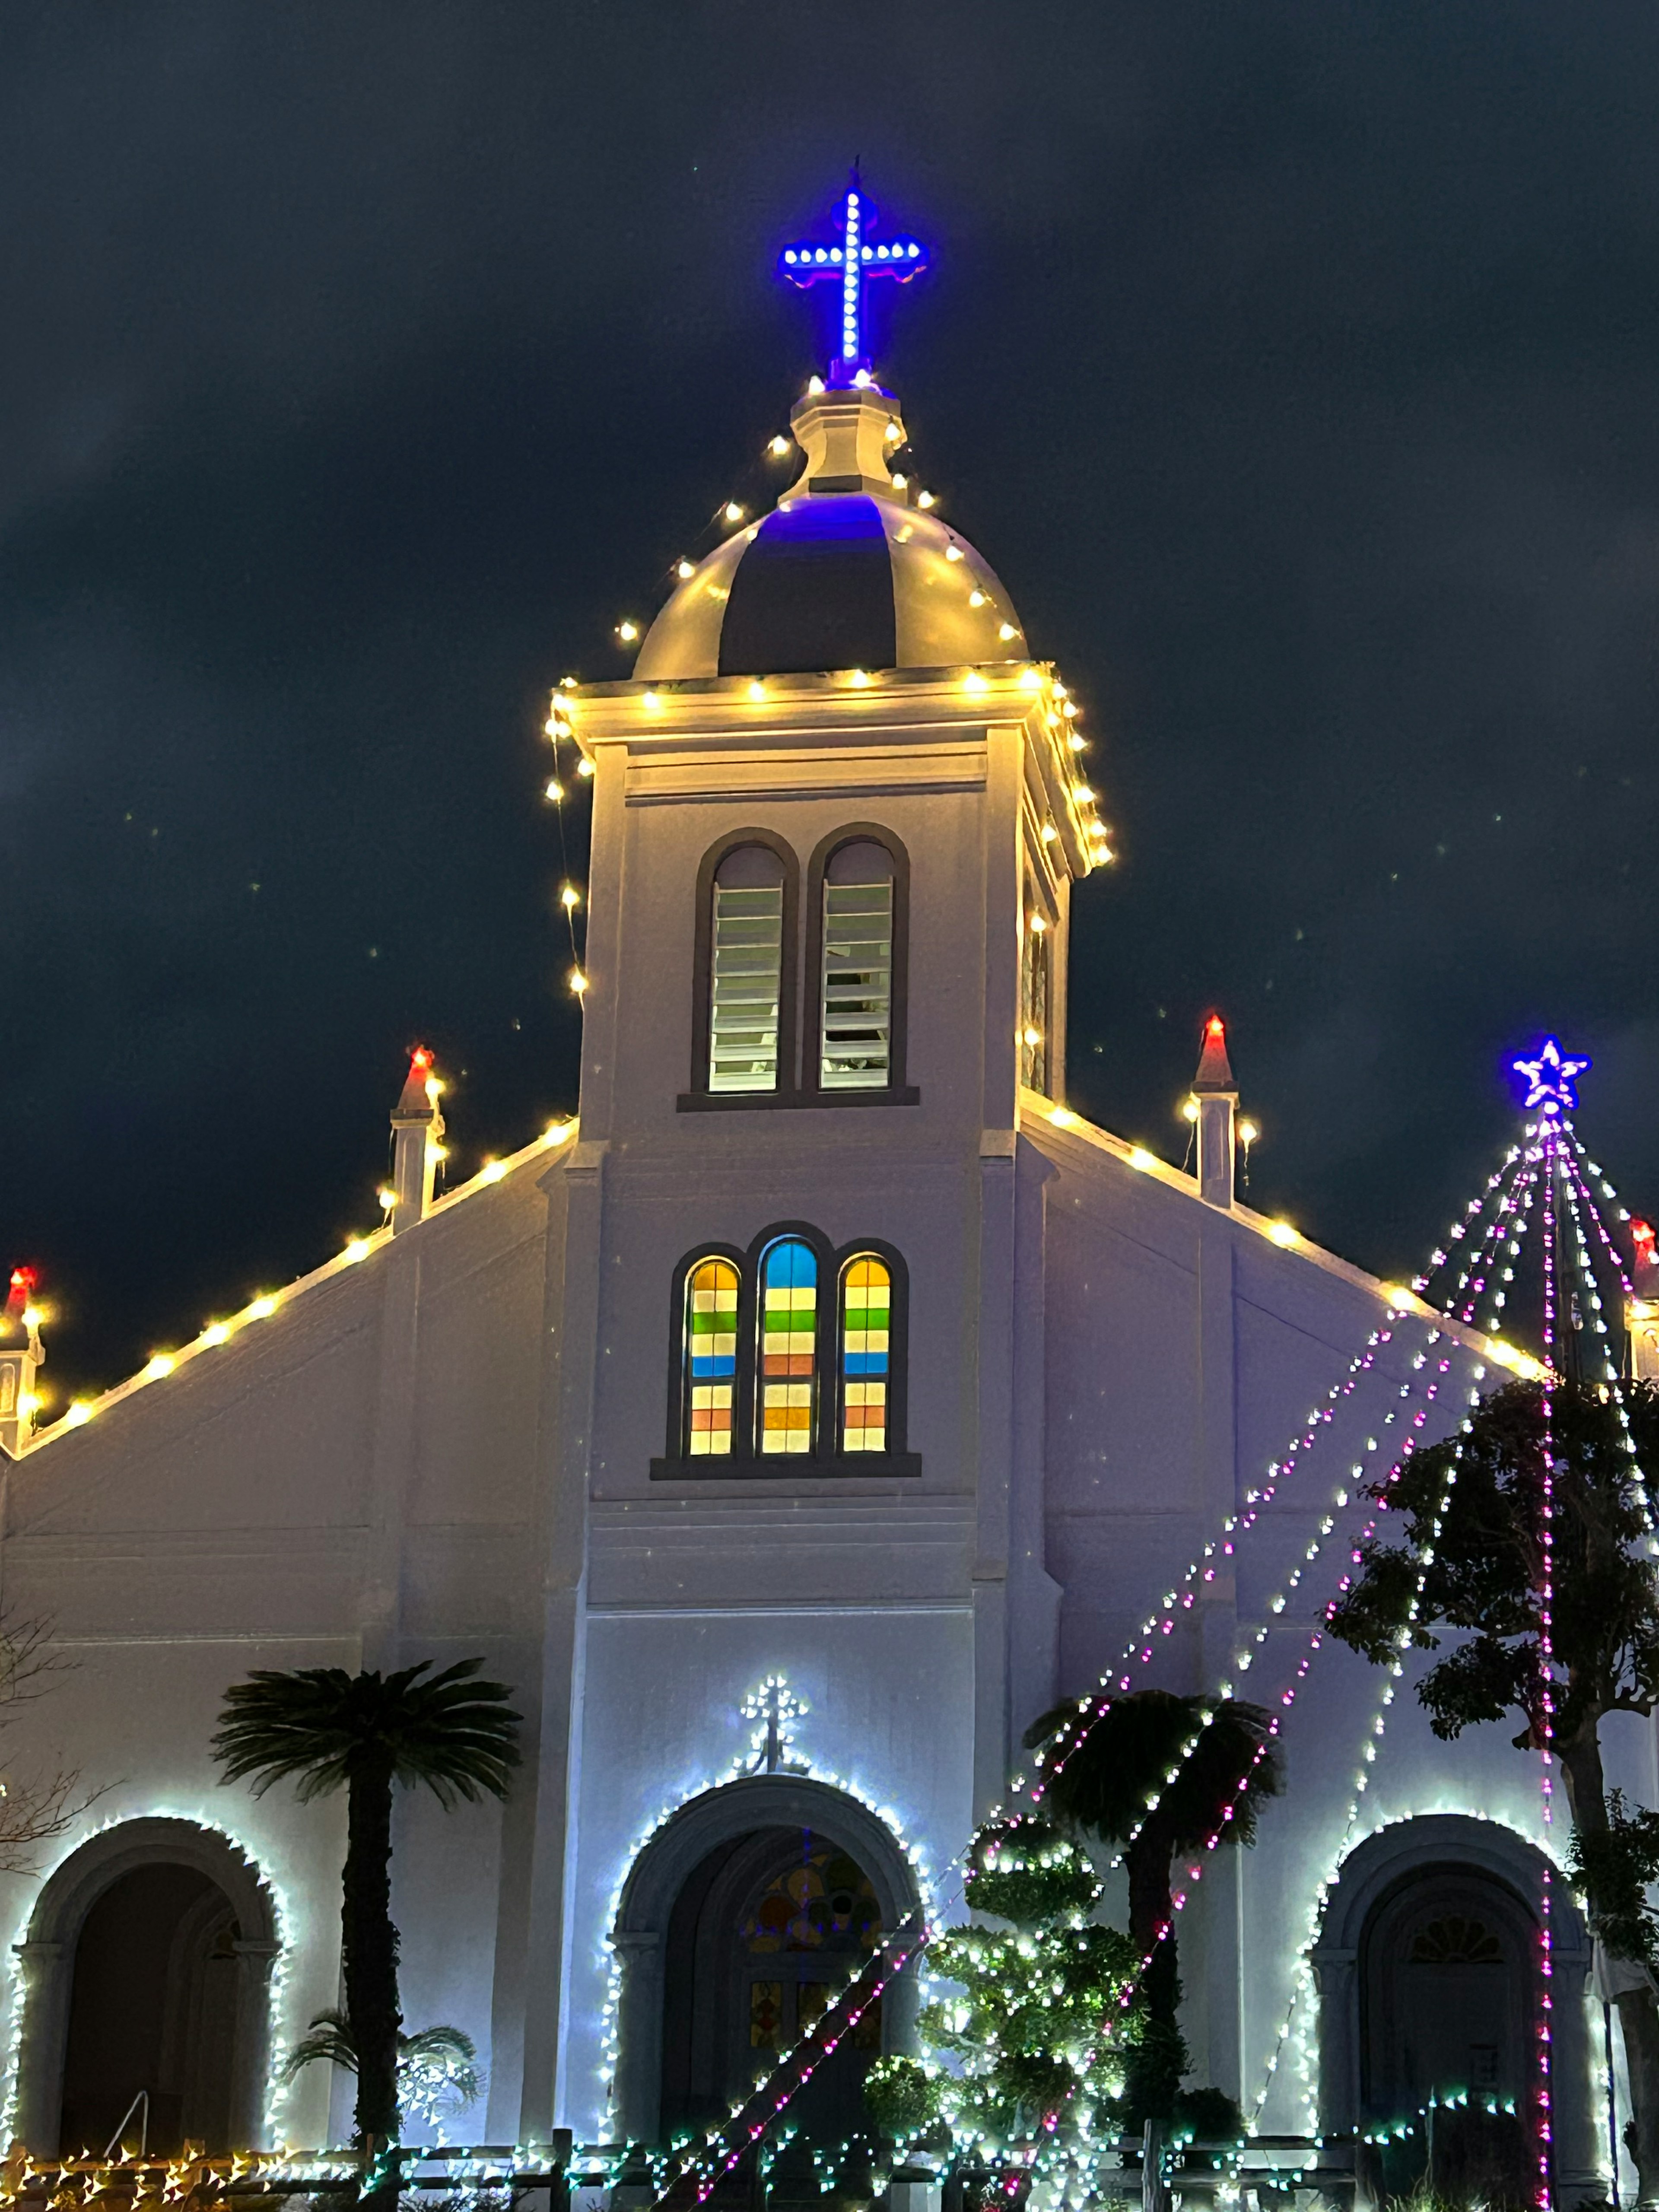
[819,842,894,1091]
[709,845,787,1093]
[683,1257,740,1456]
[758,1237,818,1454]
[839,1256,891,1453]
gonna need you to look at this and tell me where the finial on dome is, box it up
[778,171,930,389]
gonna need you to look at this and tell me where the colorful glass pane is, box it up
[685,1257,738,1456]
[749,1980,782,2049]
[742,1846,883,1955]
[840,1255,890,1453]
[760,1238,817,1454]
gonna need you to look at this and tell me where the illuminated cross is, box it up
[741,1675,810,1775]
[1512,1037,1592,1117]
[778,172,931,387]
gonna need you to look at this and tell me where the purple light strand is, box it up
[1535,1125,1559,2211]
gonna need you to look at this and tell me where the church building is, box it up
[0,188,1627,2203]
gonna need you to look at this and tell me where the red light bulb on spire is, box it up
[1634,1218,1657,1271]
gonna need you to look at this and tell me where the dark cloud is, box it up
[2,0,1657,1392]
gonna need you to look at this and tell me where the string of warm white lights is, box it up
[19,1116,579,1446]
[541,686,591,998]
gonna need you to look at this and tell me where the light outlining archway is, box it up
[11,1818,282,2156]
[1309,1815,1597,2202]
[610,1775,924,2145]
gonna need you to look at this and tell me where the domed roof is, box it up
[635,382,1027,682]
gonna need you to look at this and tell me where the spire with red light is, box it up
[0,1268,44,1456]
[1190,1014,1241,1209]
[386,1046,446,1235]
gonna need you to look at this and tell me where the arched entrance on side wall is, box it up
[1310,1816,1596,2207]
[612,1777,923,2148]
[13,1819,281,2157]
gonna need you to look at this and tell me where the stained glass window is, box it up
[749,1981,783,2050]
[840,1255,891,1453]
[709,847,785,1093]
[759,1238,817,1454]
[820,843,893,1090]
[741,1847,883,1955]
[684,1257,739,1456]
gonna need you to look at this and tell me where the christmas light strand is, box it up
[1248,1157,1543,2129]
[1534,1125,1560,2211]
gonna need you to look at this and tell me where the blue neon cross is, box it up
[778,175,931,387]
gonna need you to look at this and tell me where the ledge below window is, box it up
[676,1087,921,1113]
[649,1453,922,1481]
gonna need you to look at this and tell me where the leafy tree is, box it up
[280,2009,483,2124]
[1022,1690,1282,2127]
[1328,1379,1659,2201]
[212,1660,520,2196]
[865,1815,1143,2158]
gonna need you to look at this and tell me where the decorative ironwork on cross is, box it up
[778,171,930,388]
[741,1675,810,1775]
[1512,1036,1592,1118]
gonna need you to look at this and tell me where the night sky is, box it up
[4,3,1658,1402]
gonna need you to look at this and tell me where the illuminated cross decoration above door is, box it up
[742,1675,810,1774]
[778,172,931,388]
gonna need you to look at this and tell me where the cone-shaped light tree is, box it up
[1022,1689,1282,2126]
[213,1659,521,2195]
[865,1815,1144,2159]
[1329,1377,1659,2201]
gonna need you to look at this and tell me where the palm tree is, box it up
[212,1659,521,2186]
[280,2009,483,2123]
[1023,1689,1282,2125]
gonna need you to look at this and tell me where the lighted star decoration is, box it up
[1512,1037,1592,1116]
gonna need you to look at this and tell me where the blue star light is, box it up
[778,173,930,387]
[1512,1037,1592,1115]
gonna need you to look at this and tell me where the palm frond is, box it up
[213,1659,522,1805]
[1025,1689,1283,1852]
[279,2009,358,2084]
[279,2011,483,2112]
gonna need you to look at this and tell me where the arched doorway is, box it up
[660,1826,885,2144]
[613,1777,923,2148]
[1310,1816,1597,2208]
[13,1819,281,2157]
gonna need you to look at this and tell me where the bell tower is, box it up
[547,175,1115,1828]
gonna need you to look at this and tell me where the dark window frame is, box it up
[680,830,801,1110]
[652,1223,919,1480]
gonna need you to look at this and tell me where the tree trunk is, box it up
[1559,1732,1659,2205]
[1125,1832,1187,2123]
[343,1754,402,2208]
